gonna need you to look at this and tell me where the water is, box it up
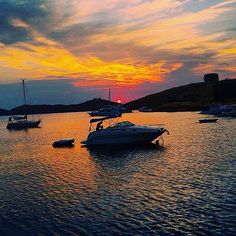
[0,112,236,235]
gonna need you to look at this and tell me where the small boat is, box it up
[139,106,152,112]
[81,116,168,146]
[89,105,121,117]
[52,139,75,147]
[199,118,218,123]
[200,104,222,115]
[117,104,133,113]
[218,105,236,117]
[6,80,41,129]
[7,117,41,129]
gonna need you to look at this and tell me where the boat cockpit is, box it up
[106,121,135,129]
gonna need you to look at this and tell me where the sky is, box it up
[0,0,236,108]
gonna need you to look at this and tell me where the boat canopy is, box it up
[106,121,135,129]
[90,116,111,123]
[90,115,121,123]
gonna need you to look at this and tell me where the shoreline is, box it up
[0,109,203,117]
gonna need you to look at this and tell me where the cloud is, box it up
[0,0,236,104]
[0,0,49,44]
[0,31,182,87]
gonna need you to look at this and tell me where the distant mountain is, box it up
[127,79,236,112]
[1,98,117,116]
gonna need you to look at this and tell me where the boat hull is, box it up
[199,119,218,123]
[7,120,41,129]
[83,128,166,146]
[139,109,152,112]
[218,112,236,117]
[89,111,121,117]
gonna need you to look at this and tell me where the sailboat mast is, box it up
[108,88,111,101]
[22,79,27,105]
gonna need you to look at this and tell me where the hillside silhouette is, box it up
[0,79,235,115]
[127,79,236,111]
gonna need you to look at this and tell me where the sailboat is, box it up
[6,80,41,129]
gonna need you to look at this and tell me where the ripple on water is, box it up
[0,112,236,235]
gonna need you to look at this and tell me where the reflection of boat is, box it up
[199,118,218,123]
[139,106,152,112]
[218,105,236,117]
[7,80,41,129]
[52,139,75,147]
[89,105,121,117]
[81,116,168,146]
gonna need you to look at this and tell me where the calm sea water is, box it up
[0,112,235,235]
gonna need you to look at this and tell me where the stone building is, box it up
[204,73,219,84]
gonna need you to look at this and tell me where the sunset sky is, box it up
[0,0,236,108]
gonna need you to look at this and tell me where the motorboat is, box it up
[199,118,218,123]
[139,106,152,112]
[200,104,222,115]
[81,116,168,146]
[52,139,75,147]
[7,80,41,129]
[89,105,121,117]
[217,105,236,117]
[116,104,132,113]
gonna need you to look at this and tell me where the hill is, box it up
[1,98,117,116]
[1,79,235,115]
[127,79,236,111]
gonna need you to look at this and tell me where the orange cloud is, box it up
[0,32,181,86]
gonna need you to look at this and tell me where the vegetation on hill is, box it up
[127,79,236,111]
[0,98,117,116]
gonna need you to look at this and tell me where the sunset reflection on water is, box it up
[0,112,235,235]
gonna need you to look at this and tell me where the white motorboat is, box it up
[89,105,121,117]
[116,104,133,113]
[81,116,168,146]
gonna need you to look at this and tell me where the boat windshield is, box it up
[107,121,135,129]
